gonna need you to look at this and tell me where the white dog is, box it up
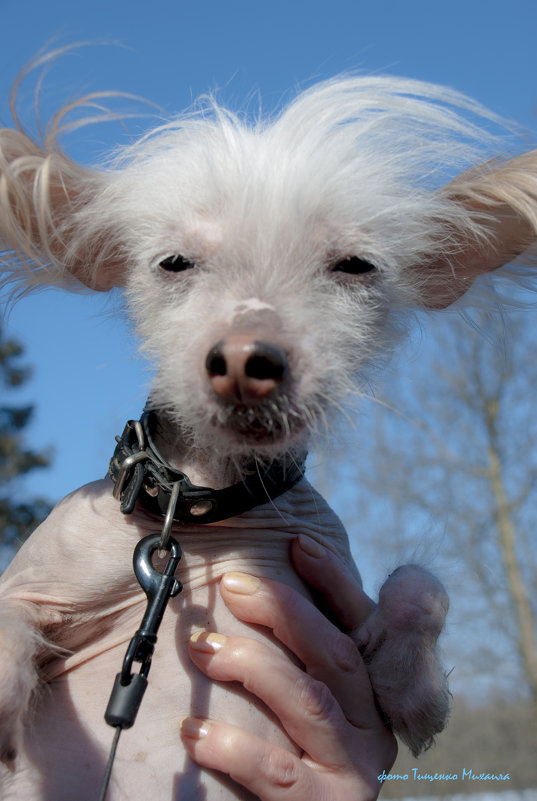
[0,65,536,800]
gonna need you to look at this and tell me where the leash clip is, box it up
[104,534,182,730]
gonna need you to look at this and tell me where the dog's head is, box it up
[1,77,536,461]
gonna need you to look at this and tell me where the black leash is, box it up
[98,727,120,801]
[98,409,306,799]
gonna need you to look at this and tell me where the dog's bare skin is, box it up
[0,478,363,800]
[1,70,536,799]
[0,475,444,801]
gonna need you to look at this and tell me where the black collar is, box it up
[109,410,306,526]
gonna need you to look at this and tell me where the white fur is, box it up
[2,76,536,461]
[1,66,536,784]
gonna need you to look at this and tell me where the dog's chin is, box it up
[208,404,306,456]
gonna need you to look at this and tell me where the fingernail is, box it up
[180,717,210,739]
[222,572,260,595]
[297,535,325,558]
[190,631,227,653]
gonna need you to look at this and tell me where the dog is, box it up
[0,65,536,800]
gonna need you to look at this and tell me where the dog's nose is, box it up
[206,336,288,402]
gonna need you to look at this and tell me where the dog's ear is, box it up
[0,126,124,294]
[423,150,537,308]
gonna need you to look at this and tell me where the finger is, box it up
[218,573,381,728]
[291,535,376,631]
[188,630,362,766]
[180,716,325,801]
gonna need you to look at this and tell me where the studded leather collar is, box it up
[109,410,306,526]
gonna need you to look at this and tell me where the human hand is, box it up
[180,535,397,800]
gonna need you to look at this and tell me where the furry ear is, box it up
[0,124,125,296]
[423,150,537,308]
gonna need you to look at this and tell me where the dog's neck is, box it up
[151,412,303,490]
[158,440,237,489]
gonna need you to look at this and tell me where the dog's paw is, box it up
[356,565,451,757]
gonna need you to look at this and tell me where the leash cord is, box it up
[98,726,122,801]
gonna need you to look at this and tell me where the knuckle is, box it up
[258,747,301,789]
[295,674,336,721]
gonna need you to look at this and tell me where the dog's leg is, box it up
[0,601,50,764]
[355,565,450,757]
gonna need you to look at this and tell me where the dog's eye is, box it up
[332,256,376,275]
[159,255,195,272]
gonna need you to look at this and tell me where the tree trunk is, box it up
[486,400,537,704]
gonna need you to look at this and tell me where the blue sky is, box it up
[2,0,537,513]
